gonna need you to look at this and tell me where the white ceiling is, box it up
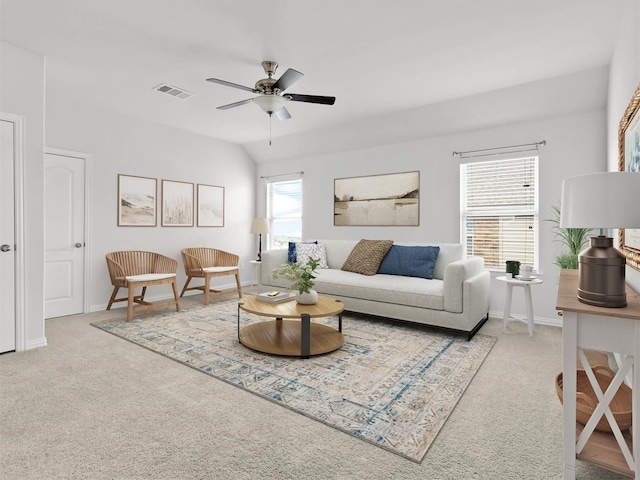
[0,0,626,147]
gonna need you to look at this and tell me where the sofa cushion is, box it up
[321,240,359,268]
[341,239,393,275]
[287,240,317,263]
[314,269,444,310]
[378,245,440,279]
[295,242,329,269]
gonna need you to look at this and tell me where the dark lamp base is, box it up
[577,236,627,308]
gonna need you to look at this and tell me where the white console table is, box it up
[557,269,640,479]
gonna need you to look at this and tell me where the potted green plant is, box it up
[547,203,592,269]
[271,257,320,304]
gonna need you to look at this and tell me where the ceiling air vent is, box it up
[153,84,193,100]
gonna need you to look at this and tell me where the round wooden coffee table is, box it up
[237,295,344,358]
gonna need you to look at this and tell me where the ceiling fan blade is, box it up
[273,68,304,92]
[286,93,336,105]
[275,107,292,121]
[216,98,254,110]
[206,77,257,93]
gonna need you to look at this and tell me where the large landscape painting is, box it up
[118,174,157,226]
[334,171,419,226]
[620,83,640,266]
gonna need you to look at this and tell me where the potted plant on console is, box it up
[271,257,320,305]
[547,203,592,269]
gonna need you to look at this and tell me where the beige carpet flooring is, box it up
[0,293,628,479]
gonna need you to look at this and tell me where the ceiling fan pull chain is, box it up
[269,114,273,146]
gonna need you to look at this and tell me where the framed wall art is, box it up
[161,180,194,227]
[117,174,157,226]
[618,82,640,271]
[334,171,420,226]
[197,183,225,227]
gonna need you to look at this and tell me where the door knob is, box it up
[75,242,83,248]
[0,244,12,252]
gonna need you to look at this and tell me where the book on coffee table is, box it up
[255,291,295,304]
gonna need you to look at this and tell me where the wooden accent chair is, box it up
[105,251,180,322]
[180,248,242,304]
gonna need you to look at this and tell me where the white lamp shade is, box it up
[250,217,270,234]
[560,172,640,228]
[253,95,286,114]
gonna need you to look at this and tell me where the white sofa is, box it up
[259,240,490,340]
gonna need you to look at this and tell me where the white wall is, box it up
[246,66,609,164]
[0,41,46,349]
[256,97,607,324]
[608,0,640,292]
[45,89,257,311]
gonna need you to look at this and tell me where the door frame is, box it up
[1,112,25,351]
[45,147,92,314]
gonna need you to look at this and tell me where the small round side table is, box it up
[249,260,261,288]
[496,275,543,337]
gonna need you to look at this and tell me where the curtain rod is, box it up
[260,171,304,180]
[452,140,546,158]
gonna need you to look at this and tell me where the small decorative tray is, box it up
[555,365,632,432]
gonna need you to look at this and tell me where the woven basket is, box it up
[555,365,632,432]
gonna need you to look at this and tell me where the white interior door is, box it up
[44,151,86,319]
[0,119,16,352]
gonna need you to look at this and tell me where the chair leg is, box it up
[204,275,211,305]
[172,279,181,312]
[106,286,120,310]
[127,287,135,322]
[235,273,242,298]
[180,277,192,297]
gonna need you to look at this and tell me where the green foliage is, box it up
[546,204,592,269]
[271,257,320,294]
[554,252,580,269]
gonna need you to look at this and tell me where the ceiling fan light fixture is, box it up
[253,94,286,114]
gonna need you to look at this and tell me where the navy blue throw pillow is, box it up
[378,245,440,279]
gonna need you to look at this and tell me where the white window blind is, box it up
[266,178,302,250]
[461,156,538,269]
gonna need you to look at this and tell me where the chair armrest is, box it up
[154,254,178,274]
[215,250,240,267]
[443,256,486,313]
[182,251,204,274]
[105,256,126,282]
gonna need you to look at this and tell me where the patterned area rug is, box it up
[92,300,496,462]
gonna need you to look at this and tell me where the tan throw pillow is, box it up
[341,239,393,275]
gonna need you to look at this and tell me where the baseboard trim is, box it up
[25,337,47,350]
[489,310,562,328]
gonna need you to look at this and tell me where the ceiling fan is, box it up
[206,61,336,120]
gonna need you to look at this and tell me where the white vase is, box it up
[296,289,318,305]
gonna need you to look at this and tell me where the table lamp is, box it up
[250,217,270,261]
[560,172,640,307]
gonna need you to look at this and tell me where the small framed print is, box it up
[197,184,224,227]
[117,174,157,226]
[162,180,194,227]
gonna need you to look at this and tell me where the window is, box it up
[460,156,538,270]
[266,178,302,250]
